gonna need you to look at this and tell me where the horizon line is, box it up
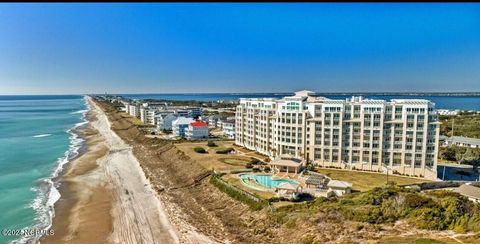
[3,91,480,96]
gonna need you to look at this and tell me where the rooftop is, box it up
[327,180,353,189]
[190,121,208,127]
[172,117,194,125]
[454,184,480,200]
[447,136,480,146]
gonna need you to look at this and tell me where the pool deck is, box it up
[239,173,304,193]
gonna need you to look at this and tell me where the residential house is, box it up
[185,120,209,140]
[156,113,177,131]
[172,117,195,137]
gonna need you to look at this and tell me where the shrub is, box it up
[207,141,217,147]
[216,147,234,154]
[245,162,254,169]
[250,157,261,165]
[194,146,206,153]
[209,176,266,210]
[264,166,271,172]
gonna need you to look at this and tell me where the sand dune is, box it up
[43,97,213,244]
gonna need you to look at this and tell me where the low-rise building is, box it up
[327,180,353,196]
[222,119,236,139]
[268,155,305,174]
[437,109,461,116]
[185,120,209,140]
[443,136,480,148]
[140,107,157,125]
[218,116,236,129]
[128,104,140,118]
[156,113,177,131]
[172,117,195,137]
[174,107,203,119]
[208,115,221,128]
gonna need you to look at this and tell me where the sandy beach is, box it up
[43,97,213,244]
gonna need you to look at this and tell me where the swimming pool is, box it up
[239,174,299,192]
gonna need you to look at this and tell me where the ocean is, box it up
[0,95,87,244]
[122,93,480,111]
[0,93,479,244]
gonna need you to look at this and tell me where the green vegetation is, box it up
[193,146,207,154]
[440,112,480,138]
[250,157,261,165]
[439,145,480,168]
[210,175,266,211]
[219,158,249,166]
[216,147,234,154]
[380,237,447,244]
[207,141,217,147]
[270,185,480,233]
[314,168,429,192]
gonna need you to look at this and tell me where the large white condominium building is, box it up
[127,104,140,118]
[140,107,157,125]
[235,90,440,179]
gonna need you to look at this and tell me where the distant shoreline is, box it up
[113,92,480,97]
[2,92,480,97]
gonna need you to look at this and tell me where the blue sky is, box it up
[0,3,479,94]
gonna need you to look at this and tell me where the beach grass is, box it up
[313,168,430,192]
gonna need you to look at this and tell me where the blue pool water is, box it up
[0,95,87,243]
[240,174,298,190]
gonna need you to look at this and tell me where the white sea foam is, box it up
[32,134,52,138]
[16,96,90,244]
[70,109,88,114]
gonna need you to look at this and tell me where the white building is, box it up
[156,113,177,131]
[174,107,203,118]
[140,108,157,125]
[128,104,140,118]
[185,121,209,140]
[235,90,440,180]
[207,115,221,128]
[222,119,236,139]
[437,109,460,116]
[172,117,195,137]
[444,136,480,148]
[327,180,353,196]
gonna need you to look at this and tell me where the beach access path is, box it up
[88,96,213,244]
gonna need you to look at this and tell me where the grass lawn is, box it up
[220,158,250,166]
[175,141,253,171]
[314,168,430,192]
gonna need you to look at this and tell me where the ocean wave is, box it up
[32,134,52,138]
[70,109,88,114]
[16,96,90,244]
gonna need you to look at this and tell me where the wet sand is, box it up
[43,97,212,243]
[42,119,112,243]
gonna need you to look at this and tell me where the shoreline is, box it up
[41,103,112,243]
[42,96,212,243]
[22,98,91,244]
